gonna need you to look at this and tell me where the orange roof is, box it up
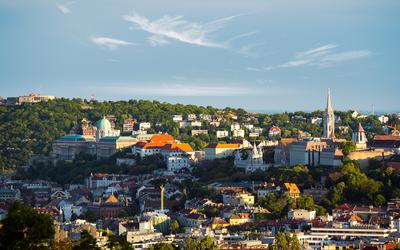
[162,143,194,152]
[284,183,300,193]
[150,134,175,144]
[104,194,119,203]
[207,143,241,149]
[269,126,281,132]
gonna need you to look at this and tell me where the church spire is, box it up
[327,88,333,111]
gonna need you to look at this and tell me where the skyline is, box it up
[1,0,399,111]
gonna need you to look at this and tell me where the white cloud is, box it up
[123,11,241,48]
[56,3,70,14]
[321,50,372,62]
[90,36,134,50]
[56,2,74,14]
[248,43,372,71]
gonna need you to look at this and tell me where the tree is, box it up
[0,202,55,250]
[269,232,301,250]
[339,141,356,156]
[73,230,99,250]
[105,233,132,250]
[149,242,179,250]
[169,220,180,234]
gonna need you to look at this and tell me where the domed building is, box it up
[96,116,120,141]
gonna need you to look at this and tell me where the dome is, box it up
[96,116,112,130]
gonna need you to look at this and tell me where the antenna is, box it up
[372,104,375,116]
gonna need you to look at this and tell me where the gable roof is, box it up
[206,143,241,149]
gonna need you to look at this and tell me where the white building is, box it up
[310,117,322,125]
[233,129,245,138]
[244,124,254,130]
[251,127,263,135]
[205,143,241,160]
[288,209,316,221]
[139,122,151,130]
[268,126,281,138]
[187,114,197,121]
[378,115,389,124]
[288,139,328,166]
[172,115,183,122]
[167,156,190,172]
[216,130,229,138]
[191,130,208,136]
[96,116,120,141]
[234,143,269,172]
[231,123,241,131]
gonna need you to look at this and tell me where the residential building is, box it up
[139,122,151,130]
[311,117,323,125]
[268,126,281,138]
[232,130,245,138]
[205,143,241,160]
[187,114,197,121]
[191,130,208,136]
[231,123,241,131]
[284,183,300,199]
[216,130,229,138]
[222,191,254,207]
[172,115,183,122]
[132,134,175,158]
[123,119,136,133]
[288,209,316,221]
[378,115,389,124]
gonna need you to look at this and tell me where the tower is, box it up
[160,185,165,212]
[323,88,335,139]
[352,123,367,149]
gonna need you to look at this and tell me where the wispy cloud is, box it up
[56,2,73,14]
[123,11,241,48]
[248,44,373,71]
[90,36,134,50]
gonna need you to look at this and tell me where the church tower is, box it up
[352,123,367,149]
[323,89,335,139]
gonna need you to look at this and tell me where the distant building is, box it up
[231,123,241,131]
[269,126,281,138]
[96,116,120,141]
[232,130,245,138]
[370,135,400,153]
[310,117,322,125]
[234,143,270,173]
[205,143,241,160]
[187,114,197,121]
[288,209,316,221]
[123,118,136,133]
[378,115,389,124]
[284,183,300,199]
[139,122,151,130]
[216,130,229,138]
[191,130,208,136]
[172,115,183,122]
[6,93,55,105]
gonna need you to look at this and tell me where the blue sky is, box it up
[0,0,399,112]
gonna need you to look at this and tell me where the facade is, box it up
[122,118,136,133]
[96,136,137,159]
[288,139,328,166]
[52,135,96,160]
[216,130,229,138]
[205,143,241,160]
[222,191,255,207]
[288,209,316,221]
[6,93,55,105]
[231,123,241,131]
[323,89,335,139]
[234,143,269,172]
[232,130,245,138]
[269,126,281,138]
[172,115,183,122]
[191,130,208,136]
[139,122,151,130]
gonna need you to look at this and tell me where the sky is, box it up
[0,0,399,112]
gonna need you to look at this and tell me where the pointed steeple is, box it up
[327,88,333,111]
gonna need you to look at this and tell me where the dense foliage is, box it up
[1,98,396,169]
[0,202,55,250]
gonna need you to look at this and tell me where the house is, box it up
[191,130,208,136]
[288,209,316,221]
[269,126,281,138]
[222,191,254,207]
[205,143,241,160]
[139,122,151,130]
[378,115,389,124]
[370,135,400,153]
[231,123,241,131]
[310,117,322,125]
[172,115,183,122]
[232,130,245,138]
[216,130,229,138]
[122,119,136,133]
[132,134,175,157]
[229,213,252,226]
[284,183,300,199]
[187,114,197,121]
[210,217,229,229]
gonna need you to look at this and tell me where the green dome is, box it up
[96,116,112,130]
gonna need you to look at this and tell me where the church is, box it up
[234,142,270,173]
